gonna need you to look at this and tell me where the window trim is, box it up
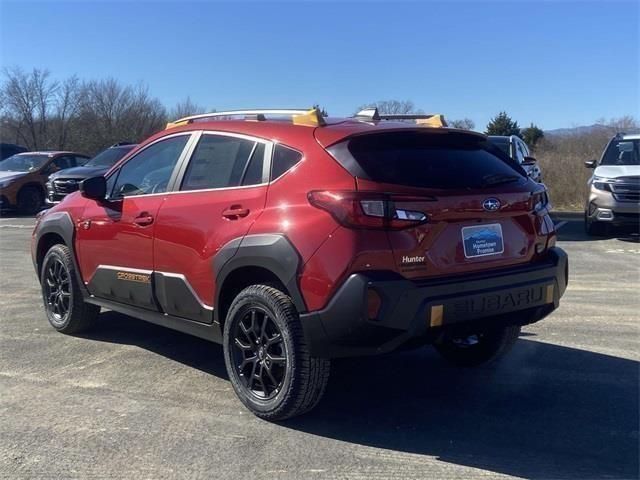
[269,143,305,183]
[105,132,196,200]
[170,130,274,195]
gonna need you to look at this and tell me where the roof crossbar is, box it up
[353,107,447,127]
[166,108,325,129]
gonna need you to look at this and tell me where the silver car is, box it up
[584,133,640,235]
[488,135,542,182]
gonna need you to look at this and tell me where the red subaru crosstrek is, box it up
[32,108,567,420]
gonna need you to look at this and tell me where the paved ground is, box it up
[0,213,638,479]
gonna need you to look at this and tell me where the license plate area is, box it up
[462,223,504,258]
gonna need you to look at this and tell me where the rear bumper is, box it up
[300,247,568,358]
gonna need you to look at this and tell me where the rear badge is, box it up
[402,255,425,265]
[462,223,504,258]
[117,271,151,283]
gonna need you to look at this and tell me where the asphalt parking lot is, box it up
[0,213,638,479]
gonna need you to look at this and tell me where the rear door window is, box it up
[181,134,258,191]
[339,131,525,190]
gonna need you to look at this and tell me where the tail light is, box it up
[532,190,550,214]
[308,190,428,230]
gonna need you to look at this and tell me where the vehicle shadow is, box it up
[286,340,638,479]
[80,310,229,379]
[82,311,637,479]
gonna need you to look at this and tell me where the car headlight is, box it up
[592,176,613,191]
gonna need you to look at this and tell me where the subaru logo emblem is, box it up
[483,198,501,212]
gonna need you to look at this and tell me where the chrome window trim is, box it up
[106,131,196,199]
[173,130,274,194]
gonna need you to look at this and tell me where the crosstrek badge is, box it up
[461,224,504,258]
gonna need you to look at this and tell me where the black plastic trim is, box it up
[300,247,568,358]
[154,272,214,324]
[213,234,306,323]
[85,296,222,343]
[33,211,88,296]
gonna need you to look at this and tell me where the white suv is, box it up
[584,133,640,235]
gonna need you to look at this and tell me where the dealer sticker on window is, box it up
[462,223,504,258]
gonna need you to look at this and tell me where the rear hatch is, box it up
[323,129,547,279]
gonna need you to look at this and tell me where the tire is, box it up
[434,325,521,367]
[223,285,330,421]
[40,244,100,334]
[18,186,43,215]
[585,214,609,237]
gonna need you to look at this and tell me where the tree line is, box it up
[0,68,634,163]
[0,67,206,156]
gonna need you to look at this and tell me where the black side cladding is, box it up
[213,234,306,323]
[33,211,88,296]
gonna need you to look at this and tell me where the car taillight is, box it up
[532,190,550,214]
[308,190,428,230]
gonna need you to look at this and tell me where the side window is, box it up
[520,141,530,157]
[271,145,302,180]
[51,155,73,171]
[181,134,256,191]
[112,135,189,197]
[242,143,265,186]
[514,140,525,164]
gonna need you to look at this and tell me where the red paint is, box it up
[37,116,556,314]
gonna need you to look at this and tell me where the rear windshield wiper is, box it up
[481,173,522,187]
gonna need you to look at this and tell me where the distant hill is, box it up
[544,124,612,137]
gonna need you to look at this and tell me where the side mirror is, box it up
[522,156,537,166]
[80,176,106,200]
[584,160,597,168]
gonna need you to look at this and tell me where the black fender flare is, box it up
[34,211,87,295]
[213,234,307,323]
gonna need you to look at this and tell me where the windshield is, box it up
[0,154,49,172]
[345,131,525,189]
[601,139,640,166]
[85,146,135,167]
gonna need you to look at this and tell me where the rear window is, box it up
[342,131,525,189]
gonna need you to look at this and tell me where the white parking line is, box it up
[554,221,568,230]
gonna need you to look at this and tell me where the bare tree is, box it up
[449,118,476,130]
[51,75,83,149]
[355,99,424,115]
[169,96,207,120]
[1,67,58,149]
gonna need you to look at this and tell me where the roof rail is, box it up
[166,108,325,129]
[353,107,448,127]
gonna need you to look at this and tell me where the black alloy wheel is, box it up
[231,307,287,400]
[43,256,71,325]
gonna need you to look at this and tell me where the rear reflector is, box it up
[367,288,382,320]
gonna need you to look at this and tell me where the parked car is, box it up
[488,135,542,182]
[584,133,640,235]
[0,151,89,213]
[0,143,27,160]
[46,143,137,204]
[32,108,567,420]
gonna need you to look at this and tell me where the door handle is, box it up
[133,212,154,226]
[222,205,250,220]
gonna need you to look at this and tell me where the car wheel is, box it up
[41,244,100,334]
[18,186,43,215]
[223,285,330,421]
[584,213,609,237]
[434,325,521,367]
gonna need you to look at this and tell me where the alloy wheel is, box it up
[44,258,71,322]
[231,307,287,400]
